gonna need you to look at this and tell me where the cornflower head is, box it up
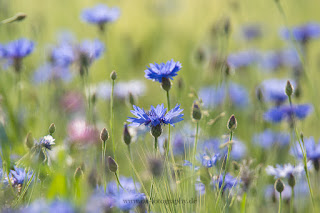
[240,23,262,41]
[266,163,310,179]
[144,59,182,91]
[4,38,35,73]
[212,173,239,191]
[252,129,290,149]
[33,63,73,84]
[4,167,33,189]
[81,4,120,32]
[280,22,320,44]
[127,104,184,138]
[77,39,105,70]
[227,50,258,70]
[264,104,313,123]
[50,42,75,67]
[38,135,55,150]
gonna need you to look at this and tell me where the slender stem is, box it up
[166,90,171,158]
[154,137,158,155]
[241,192,247,213]
[110,79,116,162]
[114,172,124,189]
[216,131,233,208]
[192,121,200,168]
[149,136,157,212]
[102,141,106,192]
[127,145,137,190]
[278,193,282,213]
[290,186,294,213]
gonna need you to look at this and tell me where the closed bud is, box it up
[227,114,237,131]
[100,128,109,142]
[161,77,171,92]
[110,70,117,81]
[25,132,34,149]
[192,101,202,120]
[224,18,231,35]
[148,157,164,177]
[313,159,319,172]
[177,77,184,90]
[15,13,27,21]
[107,156,118,173]
[74,167,83,180]
[48,123,56,135]
[256,87,263,103]
[128,92,136,106]
[91,92,96,105]
[288,174,295,188]
[274,178,285,193]
[285,80,294,97]
[123,123,131,145]
[150,124,162,139]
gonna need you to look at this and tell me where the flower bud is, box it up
[256,87,263,103]
[150,124,162,139]
[192,101,202,120]
[274,178,285,193]
[107,156,118,173]
[25,132,34,149]
[123,123,131,145]
[148,157,164,177]
[100,128,109,142]
[74,167,83,180]
[161,77,171,92]
[128,92,136,106]
[110,70,117,81]
[177,77,184,90]
[48,123,56,135]
[285,80,294,97]
[313,159,319,172]
[227,114,237,131]
[288,174,295,188]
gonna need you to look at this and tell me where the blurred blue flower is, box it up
[259,79,296,103]
[86,194,114,213]
[38,135,55,150]
[4,167,33,187]
[199,82,249,109]
[197,153,220,168]
[5,38,35,59]
[252,129,290,149]
[265,180,309,201]
[158,132,193,156]
[127,104,184,127]
[280,22,320,43]
[78,39,105,66]
[51,42,75,67]
[144,59,182,83]
[81,4,120,25]
[291,136,320,160]
[213,173,239,191]
[227,50,258,69]
[264,104,313,123]
[183,160,199,171]
[199,138,246,161]
[195,182,206,195]
[266,163,308,179]
[33,63,73,84]
[106,176,145,211]
[240,24,262,41]
[0,44,6,58]
[22,199,75,213]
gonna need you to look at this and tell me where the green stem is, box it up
[192,121,200,169]
[110,79,116,164]
[114,172,124,189]
[154,137,158,155]
[102,141,106,192]
[290,186,294,213]
[241,192,247,213]
[127,145,137,190]
[278,193,282,213]
[166,90,171,158]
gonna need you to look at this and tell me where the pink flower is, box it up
[68,119,99,145]
[60,91,85,113]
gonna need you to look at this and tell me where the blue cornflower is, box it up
[227,50,258,69]
[280,22,320,43]
[81,4,120,25]
[38,135,55,150]
[252,129,290,149]
[5,38,35,59]
[5,167,33,187]
[266,163,309,179]
[195,182,206,195]
[33,63,73,84]
[144,59,182,83]
[213,173,239,191]
[264,104,313,123]
[259,79,296,103]
[78,39,105,66]
[106,176,145,211]
[50,42,75,67]
[240,24,262,41]
[291,137,320,160]
[127,104,184,127]
[22,199,75,213]
[199,82,249,109]
[197,153,220,168]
